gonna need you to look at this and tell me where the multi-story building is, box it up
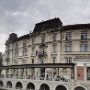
[0,18,90,90]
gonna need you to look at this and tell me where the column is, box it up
[84,64,87,81]
[52,67,53,79]
[71,67,74,79]
[58,68,59,76]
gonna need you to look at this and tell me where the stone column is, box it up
[84,64,87,81]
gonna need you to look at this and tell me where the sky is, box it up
[0,0,90,53]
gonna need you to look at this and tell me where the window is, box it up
[32,59,34,64]
[42,46,46,54]
[53,45,56,52]
[41,58,44,64]
[41,37,45,43]
[7,51,10,57]
[53,57,56,63]
[80,44,88,52]
[32,48,34,54]
[32,39,34,44]
[7,61,10,65]
[65,44,72,51]
[66,33,72,40]
[65,57,72,63]
[15,43,18,49]
[22,49,27,56]
[23,41,27,47]
[7,45,10,50]
[22,60,26,64]
[81,32,87,40]
[14,50,18,57]
[53,35,56,41]
[14,61,18,65]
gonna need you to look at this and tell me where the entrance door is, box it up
[40,68,45,77]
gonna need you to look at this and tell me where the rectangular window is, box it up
[32,39,34,44]
[32,59,34,64]
[65,57,72,63]
[53,57,56,63]
[41,58,44,64]
[15,43,18,49]
[53,45,56,52]
[14,61,18,65]
[41,37,45,43]
[23,41,27,47]
[80,44,88,52]
[22,60,26,64]
[15,50,18,57]
[66,33,72,40]
[22,49,27,56]
[53,35,56,41]
[32,48,34,54]
[65,44,72,51]
[81,32,87,40]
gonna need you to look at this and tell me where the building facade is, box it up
[0,18,90,90]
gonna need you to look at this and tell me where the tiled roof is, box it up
[62,23,90,31]
[33,18,62,33]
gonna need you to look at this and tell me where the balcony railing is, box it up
[0,75,71,82]
[38,52,47,57]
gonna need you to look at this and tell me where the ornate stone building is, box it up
[0,18,90,90]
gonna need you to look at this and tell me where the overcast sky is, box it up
[0,0,90,53]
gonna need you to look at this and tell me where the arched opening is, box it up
[55,85,67,90]
[27,83,35,90]
[74,86,86,90]
[40,83,50,90]
[7,81,12,88]
[0,81,3,87]
[16,82,23,89]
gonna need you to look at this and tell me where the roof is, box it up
[5,34,29,44]
[62,23,90,31]
[14,34,29,42]
[33,18,62,33]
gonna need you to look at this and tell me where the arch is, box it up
[39,83,50,90]
[6,81,12,88]
[74,86,87,90]
[55,85,67,90]
[26,82,35,90]
[16,82,23,89]
[0,81,3,87]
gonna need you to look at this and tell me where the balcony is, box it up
[39,43,47,48]
[38,52,47,57]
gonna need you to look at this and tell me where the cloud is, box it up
[0,0,90,53]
